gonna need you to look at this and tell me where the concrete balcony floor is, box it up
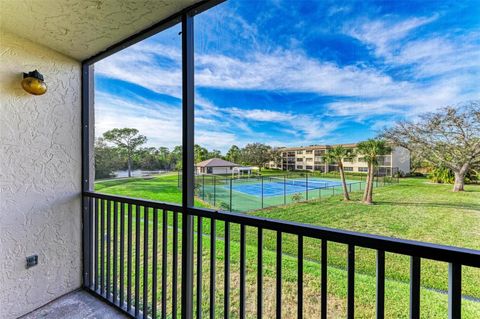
[19,290,128,319]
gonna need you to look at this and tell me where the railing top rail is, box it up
[84,191,183,212]
[83,191,480,267]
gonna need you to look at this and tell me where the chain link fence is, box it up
[179,170,399,212]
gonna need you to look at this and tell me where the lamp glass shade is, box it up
[21,76,47,95]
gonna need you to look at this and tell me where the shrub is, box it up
[429,166,455,184]
[291,193,303,202]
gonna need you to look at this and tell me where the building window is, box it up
[297,165,303,169]
[306,165,313,170]
[306,150,313,154]
[344,167,353,172]
[296,158,303,162]
[296,151,304,155]
[358,167,368,172]
[306,158,313,162]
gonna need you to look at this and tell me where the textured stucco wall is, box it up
[0,30,82,319]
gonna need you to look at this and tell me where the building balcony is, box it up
[1,1,479,319]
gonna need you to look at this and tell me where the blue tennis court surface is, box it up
[229,178,343,197]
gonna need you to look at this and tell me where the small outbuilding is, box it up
[195,158,241,175]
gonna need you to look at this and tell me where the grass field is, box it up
[94,173,480,317]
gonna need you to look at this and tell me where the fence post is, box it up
[261,176,264,209]
[283,175,286,205]
[306,174,309,200]
[202,174,205,200]
[213,176,216,207]
[230,178,233,211]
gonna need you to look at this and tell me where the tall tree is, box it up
[194,144,209,163]
[226,145,241,163]
[103,128,147,177]
[170,145,183,170]
[207,149,222,159]
[325,146,354,201]
[357,139,391,204]
[94,137,123,179]
[270,147,283,168]
[157,147,171,169]
[241,143,272,170]
[382,103,480,191]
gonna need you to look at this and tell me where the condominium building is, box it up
[268,143,410,175]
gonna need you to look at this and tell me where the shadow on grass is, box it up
[374,200,480,210]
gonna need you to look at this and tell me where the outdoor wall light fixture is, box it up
[21,70,47,95]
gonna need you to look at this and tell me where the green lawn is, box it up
[94,174,480,317]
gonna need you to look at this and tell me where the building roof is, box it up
[195,158,241,168]
[280,143,359,151]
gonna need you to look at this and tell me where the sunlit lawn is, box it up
[95,174,480,317]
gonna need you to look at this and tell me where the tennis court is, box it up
[231,177,344,197]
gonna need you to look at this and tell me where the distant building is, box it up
[267,143,410,176]
[195,158,241,175]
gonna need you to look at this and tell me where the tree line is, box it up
[96,102,479,195]
[95,128,280,179]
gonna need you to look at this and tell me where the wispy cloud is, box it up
[343,15,438,59]
[94,1,480,151]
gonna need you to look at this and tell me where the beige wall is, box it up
[0,30,82,318]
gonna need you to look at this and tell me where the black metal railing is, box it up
[83,191,480,319]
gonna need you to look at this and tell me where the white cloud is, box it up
[343,15,438,58]
[391,35,480,78]
[94,9,479,150]
[96,40,415,100]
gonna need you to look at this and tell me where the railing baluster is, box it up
[210,218,216,319]
[240,224,246,319]
[113,201,118,303]
[173,211,178,318]
[321,240,327,319]
[376,250,385,319]
[143,206,149,318]
[197,216,203,319]
[224,221,230,319]
[120,202,125,307]
[410,256,421,319]
[162,210,168,319]
[135,205,141,317]
[127,204,133,312]
[347,244,355,319]
[107,200,111,298]
[298,236,303,319]
[82,193,480,319]
[100,199,105,295]
[257,228,263,319]
[152,208,158,319]
[95,198,99,291]
[448,263,461,319]
[276,232,282,319]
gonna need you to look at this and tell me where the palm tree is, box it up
[325,145,354,201]
[356,139,391,204]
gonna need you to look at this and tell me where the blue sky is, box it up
[95,0,480,153]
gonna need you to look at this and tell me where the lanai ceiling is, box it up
[1,0,202,61]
